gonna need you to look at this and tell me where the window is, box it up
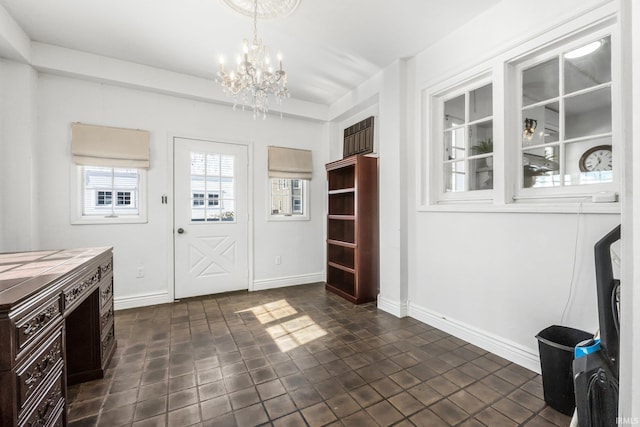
[518,35,613,191]
[70,123,149,224]
[192,193,204,207]
[81,166,142,218]
[422,24,618,211]
[190,152,235,222]
[270,178,308,218]
[437,81,493,197]
[97,191,112,206]
[267,146,312,220]
[117,191,132,206]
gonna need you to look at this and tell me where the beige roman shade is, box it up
[71,123,150,168]
[268,146,313,180]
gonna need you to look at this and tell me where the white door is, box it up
[174,137,249,299]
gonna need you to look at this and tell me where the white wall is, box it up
[34,73,327,308]
[621,0,640,419]
[410,0,620,373]
[0,60,38,252]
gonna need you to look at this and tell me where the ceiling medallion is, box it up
[220,0,300,19]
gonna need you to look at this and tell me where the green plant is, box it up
[471,138,493,154]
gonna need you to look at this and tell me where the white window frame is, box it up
[426,71,495,204]
[419,14,620,214]
[70,165,148,224]
[511,26,619,202]
[267,178,310,221]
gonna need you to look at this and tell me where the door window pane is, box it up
[221,155,234,176]
[191,152,236,222]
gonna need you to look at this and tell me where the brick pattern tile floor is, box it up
[66,283,572,427]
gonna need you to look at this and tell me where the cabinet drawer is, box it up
[99,273,113,311]
[16,328,63,410]
[15,297,62,355]
[63,267,101,311]
[48,400,65,427]
[100,306,114,339]
[102,323,115,359]
[18,368,63,427]
[100,257,113,279]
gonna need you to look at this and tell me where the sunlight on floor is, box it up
[236,300,327,352]
[236,299,298,324]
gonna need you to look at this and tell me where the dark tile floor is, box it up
[67,283,571,427]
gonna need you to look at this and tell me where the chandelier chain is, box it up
[216,0,290,119]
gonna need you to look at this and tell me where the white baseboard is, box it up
[114,291,172,311]
[408,302,541,374]
[377,295,408,318]
[252,272,324,292]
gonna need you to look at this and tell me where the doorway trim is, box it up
[167,132,254,302]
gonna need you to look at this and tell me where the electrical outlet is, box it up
[275,256,281,265]
[136,266,144,278]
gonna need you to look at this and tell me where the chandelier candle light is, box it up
[217,0,289,119]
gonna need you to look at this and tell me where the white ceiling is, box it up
[0,0,501,106]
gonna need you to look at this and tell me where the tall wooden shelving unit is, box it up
[325,155,378,304]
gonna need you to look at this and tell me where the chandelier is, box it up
[217,0,295,118]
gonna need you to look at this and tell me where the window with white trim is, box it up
[270,178,308,218]
[433,79,494,200]
[517,34,614,193]
[71,123,149,223]
[267,146,312,220]
[82,166,141,217]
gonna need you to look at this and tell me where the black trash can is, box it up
[536,325,593,415]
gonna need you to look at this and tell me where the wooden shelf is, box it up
[327,239,356,248]
[328,188,355,195]
[325,155,378,305]
[328,215,355,221]
[328,262,355,274]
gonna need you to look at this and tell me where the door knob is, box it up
[177,228,184,234]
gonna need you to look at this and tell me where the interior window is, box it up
[520,36,612,189]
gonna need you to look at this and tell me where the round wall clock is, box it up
[579,144,612,172]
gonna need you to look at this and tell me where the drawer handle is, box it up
[34,396,57,425]
[25,353,56,389]
[23,307,57,337]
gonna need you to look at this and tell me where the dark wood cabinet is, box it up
[325,155,379,304]
[343,116,375,157]
[0,247,115,426]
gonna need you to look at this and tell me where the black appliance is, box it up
[573,225,620,426]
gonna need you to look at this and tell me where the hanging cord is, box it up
[252,0,259,45]
[561,199,586,324]
[585,368,619,426]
